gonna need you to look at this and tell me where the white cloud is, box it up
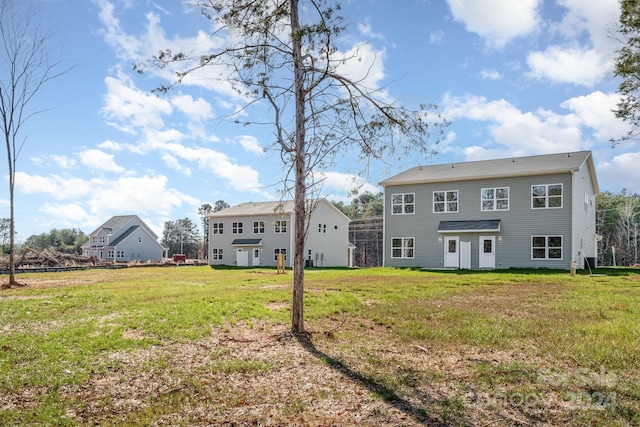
[97,140,124,151]
[96,1,244,100]
[358,21,384,40]
[317,171,380,202]
[479,69,501,80]
[236,135,263,156]
[527,47,607,87]
[103,72,172,132]
[79,149,126,173]
[16,171,200,234]
[560,91,630,142]
[38,203,98,230]
[161,154,192,176]
[31,155,77,169]
[525,0,618,87]
[441,91,623,157]
[430,30,445,45]
[171,93,213,122]
[598,152,640,194]
[333,43,387,94]
[446,0,541,48]
[131,128,186,154]
[555,0,619,53]
[15,172,94,199]
[86,173,199,218]
[167,144,265,194]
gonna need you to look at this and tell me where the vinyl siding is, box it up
[114,226,164,261]
[571,160,598,267]
[208,199,351,267]
[384,173,574,269]
[208,214,292,267]
[305,200,351,267]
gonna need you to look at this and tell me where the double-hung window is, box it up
[232,222,243,234]
[531,236,562,259]
[532,184,562,208]
[433,190,458,213]
[212,248,223,260]
[274,220,287,233]
[212,223,223,234]
[481,187,509,211]
[253,221,265,234]
[391,193,415,214]
[391,237,414,258]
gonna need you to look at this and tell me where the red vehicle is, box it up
[172,254,186,263]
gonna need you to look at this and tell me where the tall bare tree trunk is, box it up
[8,163,15,287]
[290,0,306,334]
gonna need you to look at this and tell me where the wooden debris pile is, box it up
[0,248,109,270]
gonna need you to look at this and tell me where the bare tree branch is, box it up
[135,0,448,332]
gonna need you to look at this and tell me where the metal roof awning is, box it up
[231,238,263,246]
[437,220,501,233]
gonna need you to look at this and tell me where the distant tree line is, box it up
[597,190,640,266]
[333,192,384,267]
[21,228,88,254]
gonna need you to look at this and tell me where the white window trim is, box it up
[253,221,265,234]
[391,193,415,215]
[212,248,223,260]
[480,187,510,212]
[531,184,563,209]
[531,235,563,260]
[391,237,415,259]
[212,223,223,235]
[274,220,287,234]
[433,190,459,213]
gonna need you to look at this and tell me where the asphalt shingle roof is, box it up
[231,239,263,246]
[379,151,597,192]
[437,220,501,233]
[108,225,140,246]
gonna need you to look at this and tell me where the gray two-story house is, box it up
[82,215,167,262]
[208,199,353,267]
[379,151,599,270]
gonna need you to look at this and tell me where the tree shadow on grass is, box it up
[296,335,458,426]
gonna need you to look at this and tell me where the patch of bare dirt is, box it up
[2,317,633,426]
[55,324,440,426]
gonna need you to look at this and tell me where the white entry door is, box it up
[479,236,496,269]
[444,236,459,268]
[236,249,249,266]
[252,249,260,266]
[460,241,471,269]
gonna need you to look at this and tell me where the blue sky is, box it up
[3,0,635,240]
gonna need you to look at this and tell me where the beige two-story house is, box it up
[208,199,353,267]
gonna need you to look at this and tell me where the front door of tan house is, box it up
[236,248,249,266]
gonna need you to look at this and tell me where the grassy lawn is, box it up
[0,266,639,426]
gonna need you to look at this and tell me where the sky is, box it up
[2,0,636,241]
